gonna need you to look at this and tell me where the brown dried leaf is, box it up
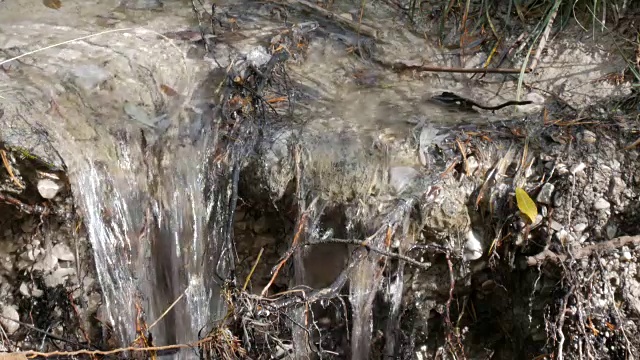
[43,0,62,10]
[160,84,179,97]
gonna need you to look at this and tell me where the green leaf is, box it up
[515,187,538,224]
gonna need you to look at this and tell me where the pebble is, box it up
[536,183,555,205]
[52,243,75,262]
[571,162,586,175]
[37,179,62,199]
[0,305,20,335]
[606,224,617,239]
[549,220,563,232]
[33,253,58,272]
[45,268,76,288]
[580,130,597,144]
[593,198,611,210]
[573,223,588,233]
[463,230,483,261]
[622,251,632,261]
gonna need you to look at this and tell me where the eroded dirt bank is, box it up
[1,0,639,359]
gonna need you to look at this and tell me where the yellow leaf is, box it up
[515,187,537,224]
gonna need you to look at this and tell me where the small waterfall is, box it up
[73,117,232,354]
[348,199,416,359]
[0,22,258,355]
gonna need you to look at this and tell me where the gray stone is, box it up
[51,243,74,262]
[536,183,555,205]
[0,305,20,335]
[37,178,62,199]
[1,255,13,272]
[463,230,483,261]
[571,162,586,175]
[593,198,611,210]
[580,130,597,144]
[33,253,58,272]
[606,224,618,239]
[549,220,563,232]
[608,177,626,205]
[573,223,588,233]
[19,282,29,296]
[44,268,76,288]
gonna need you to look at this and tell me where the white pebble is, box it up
[37,179,62,199]
[593,198,611,210]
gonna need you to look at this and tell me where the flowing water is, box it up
[0,9,239,355]
[0,0,524,357]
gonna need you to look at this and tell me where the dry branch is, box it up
[377,61,532,74]
[524,235,640,267]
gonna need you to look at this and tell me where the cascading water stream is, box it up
[348,199,416,360]
[73,114,233,356]
[0,23,249,357]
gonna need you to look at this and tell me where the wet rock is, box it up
[37,178,62,199]
[52,243,74,262]
[463,230,483,261]
[246,46,271,68]
[68,65,111,91]
[593,198,610,210]
[0,304,20,335]
[536,183,554,205]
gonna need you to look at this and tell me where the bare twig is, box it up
[0,150,25,189]
[14,337,215,358]
[243,247,264,291]
[0,314,89,350]
[524,235,640,267]
[261,205,313,296]
[377,61,532,74]
[0,193,49,215]
[556,287,573,360]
